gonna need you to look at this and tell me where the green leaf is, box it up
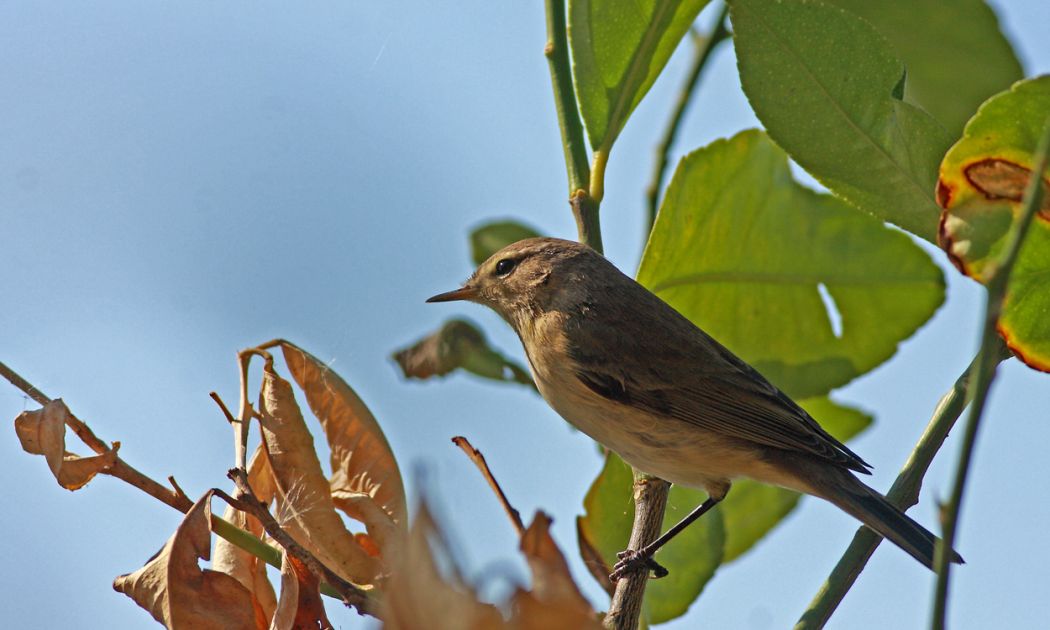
[720,396,872,562]
[823,0,1023,136]
[730,0,954,242]
[469,220,542,266]
[577,453,724,625]
[937,76,1050,371]
[569,0,711,153]
[392,318,535,388]
[637,130,944,399]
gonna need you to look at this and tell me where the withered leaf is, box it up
[381,504,504,630]
[14,399,118,490]
[213,444,279,622]
[512,512,601,630]
[259,362,379,585]
[113,490,264,630]
[392,319,534,388]
[270,552,332,630]
[279,341,408,529]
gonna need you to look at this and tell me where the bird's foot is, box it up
[609,549,668,582]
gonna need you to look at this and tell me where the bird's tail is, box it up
[815,470,963,570]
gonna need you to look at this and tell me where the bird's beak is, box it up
[426,286,478,303]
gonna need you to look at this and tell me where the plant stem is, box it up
[544,0,603,254]
[796,347,1005,629]
[544,0,591,196]
[931,124,1050,629]
[605,473,670,630]
[644,6,729,235]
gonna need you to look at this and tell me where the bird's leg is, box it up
[610,496,723,581]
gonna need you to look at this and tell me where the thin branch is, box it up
[451,436,525,536]
[219,467,373,615]
[644,6,729,235]
[0,358,346,604]
[931,123,1050,629]
[604,473,670,630]
[210,391,237,424]
[797,347,1006,628]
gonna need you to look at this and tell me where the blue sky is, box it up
[2,2,1047,628]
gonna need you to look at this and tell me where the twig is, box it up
[796,348,1006,628]
[219,467,373,615]
[0,358,344,603]
[1,361,194,512]
[210,391,237,424]
[451,436,525,536]
[604,473,670,630]
[931,123,1050,629]
[644,6,729,235]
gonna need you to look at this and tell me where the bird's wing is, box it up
[573,334,871,474]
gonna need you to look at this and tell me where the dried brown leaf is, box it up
[113,490,265,630]
[270,552,332,630]
[511,513,601,630]
[14,399,118,490]
[259,362,379,585]
[381,505,504,630]
[214,445,279,621]
[280,341,408,530]
[331,490,402,560]
[392,319,534,387]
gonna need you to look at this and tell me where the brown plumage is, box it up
[428,237,961,573]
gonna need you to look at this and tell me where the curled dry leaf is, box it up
[331,490,401,560]
[392,319,534,388]
[381,505,504,630]
[14,399,118,490]
[280,341,408,529]
[258,361,379,585]
[213,444,279,622]
[113,490,264,630]
[270,552,332,630]
[512,512,601,630]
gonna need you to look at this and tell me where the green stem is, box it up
[544,0,602,253]
[544,0,591,196]
[796,347,1005,629]
[931,123,1050,629]
[644,6,729,235]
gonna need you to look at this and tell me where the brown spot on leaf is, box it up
[937,211,971,276]
[964,159,1050,220]
[936,179,953,209]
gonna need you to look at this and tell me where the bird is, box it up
[427,236,961,578]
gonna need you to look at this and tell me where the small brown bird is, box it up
[428,237,961,578]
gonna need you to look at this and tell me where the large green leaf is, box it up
[937,76,1050,371]
[576,398,869,622]
[730,0,954,242]
[569,0,710,153]
[824,0,1023,136]
[638,130,944,399]
[720,396,871,561]
[578,452,724,625]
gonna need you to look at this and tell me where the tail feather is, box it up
[829,477,963,570]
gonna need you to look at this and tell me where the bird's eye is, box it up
[494,258,516,276]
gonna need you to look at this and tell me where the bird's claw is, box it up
[609,549,669,582]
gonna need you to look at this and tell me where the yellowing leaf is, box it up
[14,399,118,490]
[113,490,264,630]
[280,341,408,528]
[259,361,379,585]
